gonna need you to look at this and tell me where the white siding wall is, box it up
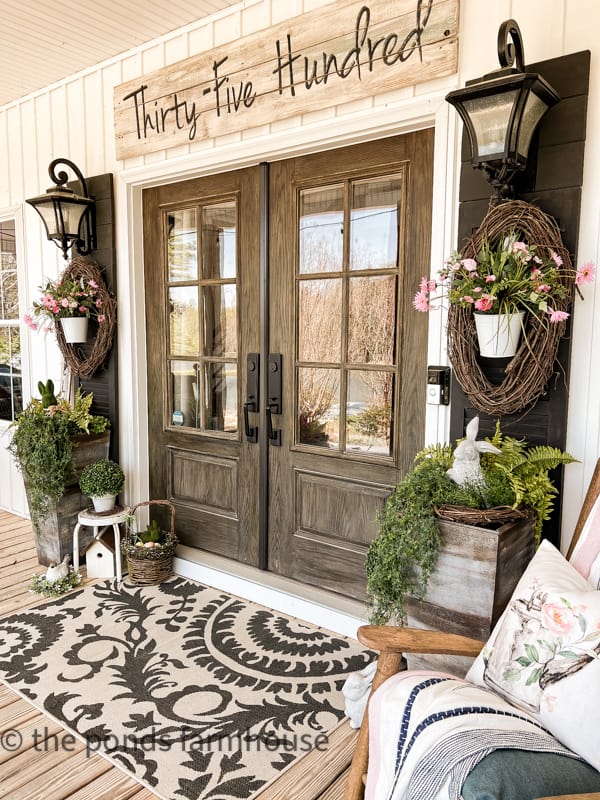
[1,0,599,554]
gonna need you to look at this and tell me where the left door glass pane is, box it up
[205,363,237,433]
[169,286,199,356]
[203,284,237,357]
[299,185,344,274]
[170,360,200,429]
[202,202,237,279]
[167,209,197,281]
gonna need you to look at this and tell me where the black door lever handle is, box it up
[266,403,281,446]
[244,401,258,443]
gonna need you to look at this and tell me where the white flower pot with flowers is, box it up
[414,232,595,358]
[24,271,107,343]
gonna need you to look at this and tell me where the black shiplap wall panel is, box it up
[449,50,590,546]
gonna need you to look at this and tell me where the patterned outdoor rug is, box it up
[0,577,371,800]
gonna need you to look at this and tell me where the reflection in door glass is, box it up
[205,363,237,433]
[167,209,198,281]
[169,286,199,356]
[299,185,344,274]
[348,275,396,365]
[297,367,339,449]
[350,175,402,270]
[346,370,394,456]
[170,360,200,429]
[298,279,341,362]
[202,203,236,279]
[203,284,237,357]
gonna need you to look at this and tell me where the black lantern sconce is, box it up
[445,19,560,200]
[26,158,96,260]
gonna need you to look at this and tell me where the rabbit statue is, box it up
[342,660,377,729]
[45,554,71,582]
[447,416,500,487]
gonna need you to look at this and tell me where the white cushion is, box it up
[466,539,600,770]
[570,492,600,588]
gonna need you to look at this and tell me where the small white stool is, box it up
[73,505,129,582]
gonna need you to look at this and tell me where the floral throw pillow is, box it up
[466,540,600,770]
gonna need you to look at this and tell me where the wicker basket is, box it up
[122,500,177,585]
[433,504,531,527]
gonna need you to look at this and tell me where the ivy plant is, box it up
[366,424,576,626]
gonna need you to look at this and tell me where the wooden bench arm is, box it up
[357,624,484,657]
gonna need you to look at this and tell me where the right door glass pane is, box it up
[348,275,396,365]
[298,278,342,362]
[299,185,344,274]
[167,209,198,282]
[346,370,394,456]
[297,367,340,449]
[204,362,237,433]
[170,360,200,429]
[350,175,402,271]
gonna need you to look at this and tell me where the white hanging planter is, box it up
[91,494,117,513]
[60,316,89,343]
[474,311,526,358]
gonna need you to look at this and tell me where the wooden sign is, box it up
[114,0,458,160]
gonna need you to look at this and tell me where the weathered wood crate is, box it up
[406,513,536,676]
[29,431,110,565]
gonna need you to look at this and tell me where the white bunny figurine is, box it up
[45,554,71,583]
[447,417,500,487]
[342,660,377,729]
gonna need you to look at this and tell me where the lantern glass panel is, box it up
[463,89,519,158]
[516,91,548,158]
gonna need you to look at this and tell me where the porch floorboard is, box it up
[0,510,354,800]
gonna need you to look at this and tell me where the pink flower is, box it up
[474,287,482,293]
[412,290,431,312]
[462,258,478,272]
[461,295,474,304]
[79,306,88,314]
[512,241,528,254]
[23,313,37,331]
[536,284,551,293]
[575,262,595,285]
[548,308,570,323]
[97,314,106,324]
[530,268,542,279]
[88,279,98,288]
[485,275,496,283]
[541,601,578,635]
[551,251,563,267]
[60,298,69,308]
[96,299,103,307]
[474,296,494,312]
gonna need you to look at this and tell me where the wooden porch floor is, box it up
[0,510,356,800]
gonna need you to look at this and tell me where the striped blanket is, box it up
[365,670,580,800]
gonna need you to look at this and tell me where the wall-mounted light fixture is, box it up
[26,158,96,260]
[445,19,560,200]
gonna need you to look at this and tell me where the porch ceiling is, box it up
[0,0,241,108]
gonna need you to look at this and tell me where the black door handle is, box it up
[244,401,258,443]
[245,353,259,443]
[266,403,281,446]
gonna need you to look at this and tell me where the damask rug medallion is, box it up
[0,578,371,800]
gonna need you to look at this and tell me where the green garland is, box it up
[29,570,83,598]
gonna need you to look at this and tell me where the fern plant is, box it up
[366,424,575,625]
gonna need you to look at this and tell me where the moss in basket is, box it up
[365,423,576,626]
[138,520,163,545]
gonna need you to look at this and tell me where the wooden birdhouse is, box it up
[84,529,120,579]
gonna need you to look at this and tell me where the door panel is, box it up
[143,167,260,565]
[268,132,434,600]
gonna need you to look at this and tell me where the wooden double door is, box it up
[143,131,433,601]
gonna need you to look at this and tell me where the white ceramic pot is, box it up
[60,316,89,344]
[474,311,525,358]
[91,494,117,513]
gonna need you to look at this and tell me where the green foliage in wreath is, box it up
[366,424,576,626]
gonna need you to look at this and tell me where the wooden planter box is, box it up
[28,431,110,566]
[406,513,536,675]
